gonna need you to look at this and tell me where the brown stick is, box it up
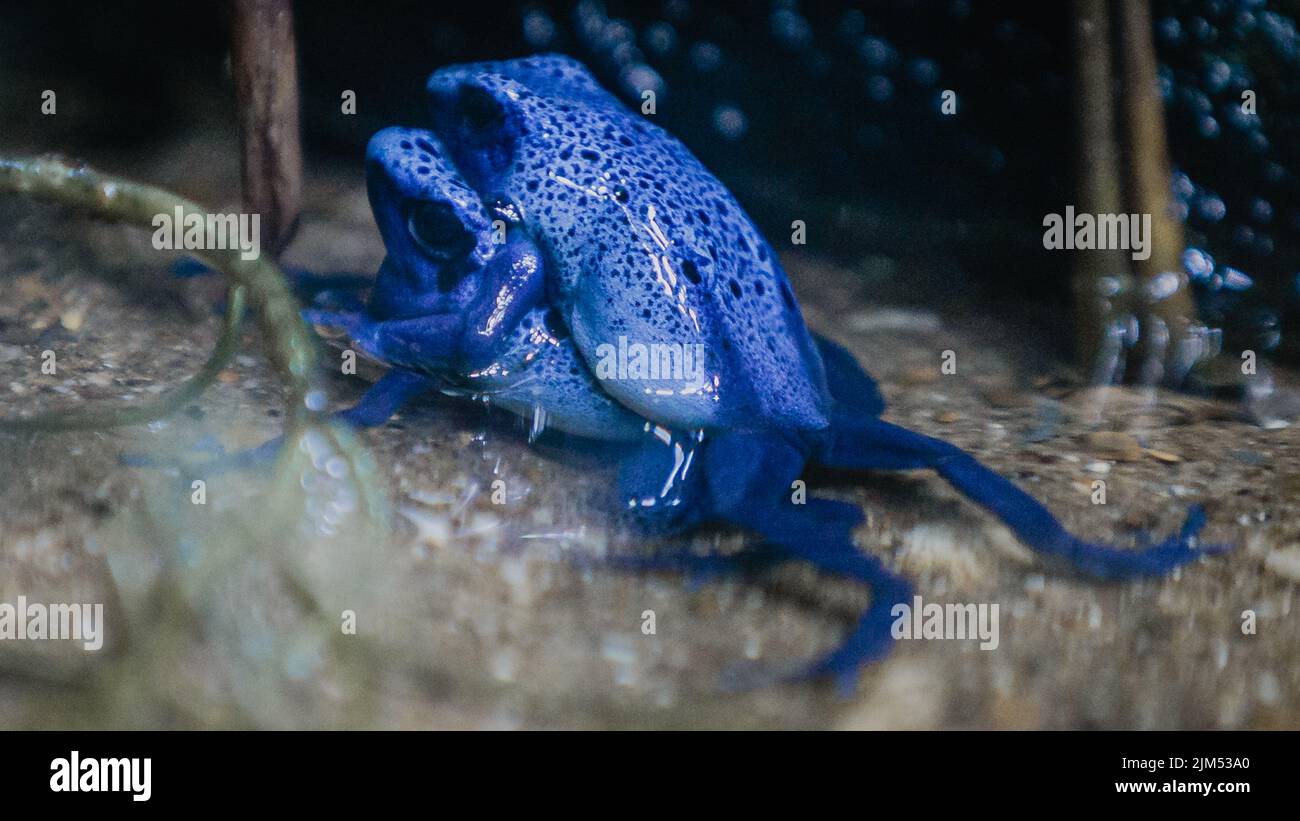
[231,0,302,257]
[1069,0,1128,376]
[1114,0,1194,380]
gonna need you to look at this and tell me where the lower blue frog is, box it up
[291,55,1228,691]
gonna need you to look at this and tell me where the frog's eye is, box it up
[406,201,474,261]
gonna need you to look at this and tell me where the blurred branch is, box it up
[0,155,386,523]
[0,155,315,416]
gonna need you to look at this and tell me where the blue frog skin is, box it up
[298,54,1229,691]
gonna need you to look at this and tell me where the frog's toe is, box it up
[294,272,372,312]
[120,370,432,475]
[172,257,212,278]
[619,429,911,690]
[783,540,911,695]
[121,433,226,467]
[716,543,910,697]
[301,308,379,355]
[1065,504,1232,580]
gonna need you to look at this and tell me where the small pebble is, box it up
[1085,431,1143,462]
[1123,509,1150,529]
[1145,448,1182,464]
[1257,672,1281,706]
[1024,399,1060,443]
[1264,546,1300,583]
[847,308,942,333]
[59,309,84,331]
[900,366,939,385]
[982,386,1031,409]
[1230,449,1267,466]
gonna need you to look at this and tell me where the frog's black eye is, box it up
[406,201,474,262]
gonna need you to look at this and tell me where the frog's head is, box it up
[425,70,529,194]
[365,126,496,318]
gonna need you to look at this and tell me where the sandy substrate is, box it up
[0,148,1297,729]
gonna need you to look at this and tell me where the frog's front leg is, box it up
[458,233,547,367]
[305,233,546,375]
[302,308,463,372]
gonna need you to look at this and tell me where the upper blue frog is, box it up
[294,55,1229,692]
[364,54,829,438]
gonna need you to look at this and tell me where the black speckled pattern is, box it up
[426,54,830,432]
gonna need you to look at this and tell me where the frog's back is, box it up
[427,55,830,434]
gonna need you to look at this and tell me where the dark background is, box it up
[3,0,1299,362]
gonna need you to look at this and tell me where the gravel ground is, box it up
[1,144,1297,729]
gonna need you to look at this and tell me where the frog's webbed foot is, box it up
[715,497,913,697]
[301,308,373,346]
[1062,504,1229,579]
[726,485,913,694]
[816,413,1232,580]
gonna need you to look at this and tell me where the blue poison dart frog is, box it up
[286,55,1228,691]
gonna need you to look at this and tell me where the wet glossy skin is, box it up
[302,55,1227,690]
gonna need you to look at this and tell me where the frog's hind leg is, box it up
[617,429,911,691]
[815,412,1228,579]
[813,334,885,416]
